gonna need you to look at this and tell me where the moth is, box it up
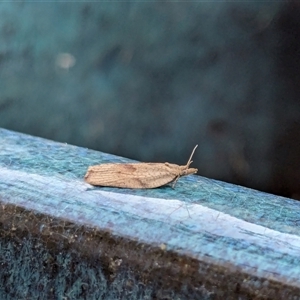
[84,145,198,189]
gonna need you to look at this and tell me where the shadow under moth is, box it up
[84,145,198,189]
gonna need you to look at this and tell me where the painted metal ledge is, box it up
[0,128,299,299]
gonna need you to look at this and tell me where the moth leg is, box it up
[172,175,180,188]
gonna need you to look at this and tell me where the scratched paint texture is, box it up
[0,128,300,299]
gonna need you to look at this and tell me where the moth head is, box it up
[182,167,198,176]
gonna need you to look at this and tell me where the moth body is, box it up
[84,145,198,189]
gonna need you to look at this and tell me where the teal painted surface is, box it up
[0,128,300,299]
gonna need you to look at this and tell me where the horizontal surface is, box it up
[0,128,300,298]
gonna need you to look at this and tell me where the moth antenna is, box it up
[186,144,198,167]
[172,145,198,188]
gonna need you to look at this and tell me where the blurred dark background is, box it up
[0,2,300,199]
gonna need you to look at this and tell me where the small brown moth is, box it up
[84,145,198,189]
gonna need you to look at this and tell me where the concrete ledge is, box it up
[0,128,299,299]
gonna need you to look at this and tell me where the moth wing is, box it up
[84,163,178,189]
